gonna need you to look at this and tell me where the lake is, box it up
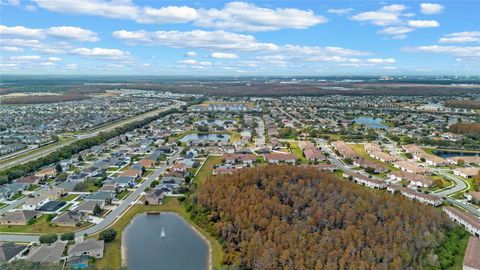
[433,150,480,159]
[353,117,388,129]
[123,213,209,270]
[180,133,230,142]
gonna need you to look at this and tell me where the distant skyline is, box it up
[0,0,479,75]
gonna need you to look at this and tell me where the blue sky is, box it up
[0,0,479,75]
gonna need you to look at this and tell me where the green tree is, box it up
[93,204,102,216]
[99,229,117,242]
[39,234,58,244]
[55,163,63,173]
[60,232,75,241]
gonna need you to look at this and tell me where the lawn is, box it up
[350,144,399,172]
[11,193,25,200]
[94,197,224,270]
[228,130,241,143]
[0,202,6,209]
[193,156,223,186]
[288,142,308,164]
[0,215,92,234]
[59,194,79,202]
[115,190,131,200]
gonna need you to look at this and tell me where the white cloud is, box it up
[439,31,480,43]
[420,3,444,15]
[211,52,238,59]
[351,4,407,26]
[70,47,129,58]
[378,26,413,39]
[33,1,325,32]
[47,57,62,62]
[178,59,212,69]
[404,45,480,57]
[407,20,439,28]
[0,0,20,6]
[195,2,327,32]
[65,63,79,70]
[367,58,396,64]
[46,26,99,42]
[0,46,23,52]
[184,51,197,57]
[327,8,353,15]
[140,6,198,24]
[0,25,44,38]
[0,25,99,42]
[10,55,42,61]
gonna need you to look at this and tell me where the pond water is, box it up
[123,213,209,270]
[180,133,230,142]
[353,117,388,129]
[433,150,480,159]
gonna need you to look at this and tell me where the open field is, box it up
[94,197,224,270]
[289,142,307,164]
[194,156,223,186]
[0,215,92,234]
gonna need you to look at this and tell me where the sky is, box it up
[0,0,479,76]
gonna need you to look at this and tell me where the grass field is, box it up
[193,156,223,186]
[59,194,79,202]
[94,197,224,270]
[288,142,307,164]
[350,144,399,172]
[115,190,131,200]
[0,215,92,234]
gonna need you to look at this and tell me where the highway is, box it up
[0,101,184,170]
[0,148,183,243]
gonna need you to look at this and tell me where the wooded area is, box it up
[449,122,480,137]
[1,94,90,104]
[189,165,462,270]
[445,99,480,109]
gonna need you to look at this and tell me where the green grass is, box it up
[115,190,131,200]
[350,144,399,172]
[59,194,79,202]
[288,142,308,164]
[94,197,224,270]
[0,203,6,209]
[193,156,223,186]
[11,193,25,200]
[0,215,91,234]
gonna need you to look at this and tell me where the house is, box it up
[387,185,442,206]
[172,163,187,172]
[68,238,104,259]
[35,166,57,178]
[314,163,338,172]
[99,183,118,193]
[0,242,28,263]
[364,143,382,153]
[26,242,67,263]
[463,237,480,270]
[74,200,105,215]
[393,160,428,175]
[343,172,387,189]
[465,192,480,204]
[303,149,326,162]
[113,176,136,188]
[402,144,424,155]
[0,210,42,225]
[138,159,155,168]
[354,158,389,173]
[443,206,480,238]
[453,167,480,178]
[17,175,41,186]
[85,191,115,202]
[39,186,64,200]
[264,153,297,164]
[448,156,480,166]
[52,210,85,227]
[23,195,49,210]
[121,169,142,179]
[298,141,315,151]
[369,151,398,163]
[145,189,165,205]
[389,171,433,188]
[0,183,27,201]
[331,141,360,160]
[223,153,256,165]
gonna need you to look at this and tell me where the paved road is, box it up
[0,101,183,170]
[277,106,302,125]
[254,116,265,148]
[434,169,468,196]
[0,148,183,243]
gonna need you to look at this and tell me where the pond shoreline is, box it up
[121,211,212,270]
